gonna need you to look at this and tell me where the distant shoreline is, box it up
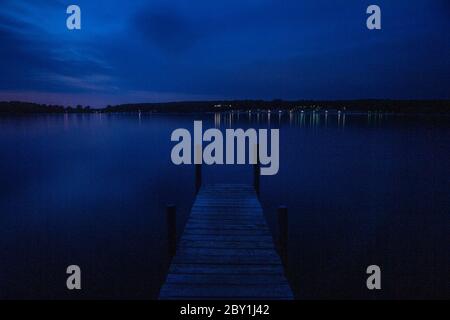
[1,99,450,114]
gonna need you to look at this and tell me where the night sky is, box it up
[0,0,449,106]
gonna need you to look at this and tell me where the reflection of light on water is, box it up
[313,112,320,127]
[214,112,221,128]
[278,110,353,129]
[64,113,69,130]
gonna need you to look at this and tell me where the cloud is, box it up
[0,2,118,93]
[134,6,200,54]
[1,0,449,104]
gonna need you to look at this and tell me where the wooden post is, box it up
[195,163,202,194]
[166,204,176,258]
[253,143,260,196]
[278,206,288,266]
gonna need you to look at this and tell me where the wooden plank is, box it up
[186,221,268,228]
[184,226,270,232]
[172,254,281,265]
[159,284,293,300]
[191,208,262,212]
[165,274,289,285]
[188,216,267,223]
[180,234,274,242]
[169,263,285,275]
[183,229,270,236]
[190,212,263,218]
[179,239,275,249]
[159,184,293,300]
[176,247,281,258]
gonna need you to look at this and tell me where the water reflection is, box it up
[368,111,384,126]
[0,112,448,299]
[214,112,221,128]
[210,109,374,129]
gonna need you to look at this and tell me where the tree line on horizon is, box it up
[0,102,93,114]
[1,99,449,114]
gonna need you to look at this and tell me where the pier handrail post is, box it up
[166,204,177,258]
[253,143,260,196]
[277,206,288,266]
[195,163,202,194]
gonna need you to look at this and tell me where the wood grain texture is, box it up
[159,184,293,300]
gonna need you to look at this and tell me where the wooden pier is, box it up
[159,182,294,300]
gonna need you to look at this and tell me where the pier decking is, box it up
[159,183,293,300]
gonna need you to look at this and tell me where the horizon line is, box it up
[1,98,450,109]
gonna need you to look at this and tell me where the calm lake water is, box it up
[0,112,449,299]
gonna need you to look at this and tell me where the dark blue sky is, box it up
[0,0,449,106]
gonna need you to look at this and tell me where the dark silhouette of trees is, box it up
[102,99,450,114]
[0,101,96,114]
[1,99,449,115]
